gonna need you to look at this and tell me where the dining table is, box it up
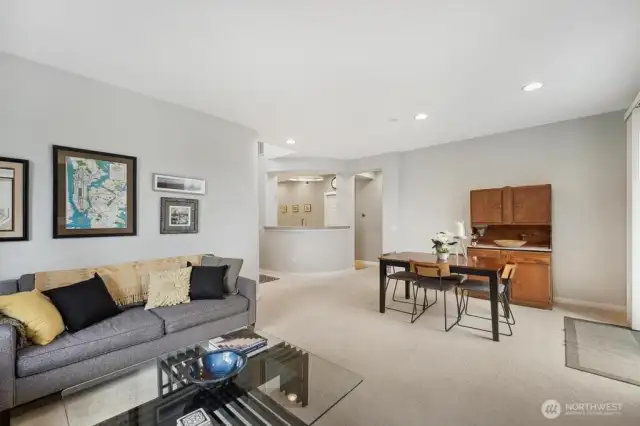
[378,252,506,341]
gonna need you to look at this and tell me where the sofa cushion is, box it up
[150,296,249,334]
[187,262,227,300]
[43,273,121,333]
[201,255,243,294]
[16,307,163,377]
[0,290,65,346]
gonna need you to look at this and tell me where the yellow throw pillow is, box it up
[144,267,192,310]
[0,290,65,345]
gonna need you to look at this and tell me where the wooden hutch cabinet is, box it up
[467,184,553,309]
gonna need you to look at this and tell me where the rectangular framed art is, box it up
[53,145,137,238]
[160,197,199,234]
[153,173,206,195]
[0,156,29,242]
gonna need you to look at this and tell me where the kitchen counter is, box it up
[470,243,552,253]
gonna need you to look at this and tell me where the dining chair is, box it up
[384,256,421,316]
[457,263,517,336]
[409,260,465,330]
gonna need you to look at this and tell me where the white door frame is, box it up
[324,191,337,227]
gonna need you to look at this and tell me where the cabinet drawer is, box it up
[509,251,551,265]
[467,248,501,258]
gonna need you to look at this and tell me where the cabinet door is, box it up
[512,185,551,224]
[510,262,551,308]
[470,189,504,224]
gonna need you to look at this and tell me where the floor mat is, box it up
[259,274,280,284]
[564,316,640,387]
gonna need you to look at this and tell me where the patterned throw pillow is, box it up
[0,313,31,349]
[144,267,192,310]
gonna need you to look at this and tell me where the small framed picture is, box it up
[0,156,29,242]
[292,205,299,213]
[160,197,198,234]
[304,204,311,212]
[153,173,206,195]
[280,205,287,214]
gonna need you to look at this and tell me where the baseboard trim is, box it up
[554,297,626,313]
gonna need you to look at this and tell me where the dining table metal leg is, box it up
[489,272,500,342]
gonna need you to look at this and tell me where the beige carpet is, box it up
[256,267,640,426]
[11,267,640,425]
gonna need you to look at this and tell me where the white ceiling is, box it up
[1,0,639,159]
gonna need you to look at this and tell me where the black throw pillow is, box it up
[44,273,121,333]
[187,262,228,300]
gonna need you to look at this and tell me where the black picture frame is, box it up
[160,197,199,234]
[0,156,29,242]
[52,145,137,238]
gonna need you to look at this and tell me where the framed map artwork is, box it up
[0,156,29,242]
[53,145,137,238]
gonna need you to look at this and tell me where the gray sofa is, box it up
[0,272,256,415]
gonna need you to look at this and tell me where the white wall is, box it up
[0,53,260,281]
[277,180,325,227]
[627,106,640,328]
[397,111,626,307]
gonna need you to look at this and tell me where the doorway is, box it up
[324,191,339,227]
[354,171,383,268]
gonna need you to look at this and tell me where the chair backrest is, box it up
[410,260,450,278]
[501,262,517,281]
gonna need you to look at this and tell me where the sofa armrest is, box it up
[237,277,256,325]
[0,324,16,411]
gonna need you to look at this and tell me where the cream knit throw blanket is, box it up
[34,254,204,306]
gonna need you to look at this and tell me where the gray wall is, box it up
[355,172,383,262]
[0,53,259,280]
[397,111,626,307]
[277,180,325,227]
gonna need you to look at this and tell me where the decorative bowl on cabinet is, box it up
[493,240,527,248]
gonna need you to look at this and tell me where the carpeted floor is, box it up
[256,267,640,425]
[11,267,640,425]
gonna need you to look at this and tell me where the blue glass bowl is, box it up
[185,349,248,387]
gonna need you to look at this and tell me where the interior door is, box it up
[324,193,339,227]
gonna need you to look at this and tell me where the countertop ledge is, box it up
[263,226,351,230]
[470,244,552,253]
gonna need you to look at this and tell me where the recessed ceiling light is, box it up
[286,139,296,145]
[522,82,543,92]
[414,113,428,120]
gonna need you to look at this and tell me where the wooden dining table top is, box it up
[379,252,504,271]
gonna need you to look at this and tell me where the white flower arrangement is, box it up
[431,231,456,254]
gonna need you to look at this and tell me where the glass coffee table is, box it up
[61,328,362,426]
